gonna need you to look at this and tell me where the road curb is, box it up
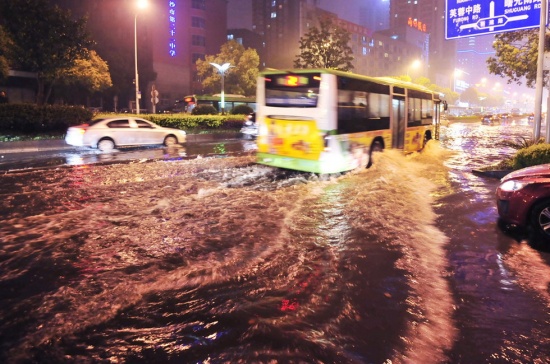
[471,169,511,179]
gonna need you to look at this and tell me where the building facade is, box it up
[50,0,227,112]
[389,0,455,87]
[455,34,496,92]
[249,0,423,78]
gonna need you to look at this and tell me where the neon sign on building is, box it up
[168,1,176,57]
[408,17,427,33]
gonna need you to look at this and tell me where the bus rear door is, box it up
[392,96,406,149]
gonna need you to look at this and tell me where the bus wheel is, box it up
[366,141,383,169]
[423,133,431,149]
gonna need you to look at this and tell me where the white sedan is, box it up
[65,117,186,151]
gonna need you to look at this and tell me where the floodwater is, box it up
[0,120,549,363]
[0,139,259,172]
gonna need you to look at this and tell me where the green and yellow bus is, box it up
[255,68,445,174]
[180,94,256,113]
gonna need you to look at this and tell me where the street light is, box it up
[407,59,421,78]
[210,62,234,114]
[134,0,148,114]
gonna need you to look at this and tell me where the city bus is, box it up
[178,94,257,113]
[255,68,445,174]
[256,69,446,174]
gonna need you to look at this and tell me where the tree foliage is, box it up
[0,26,11,81]
[294,17,354,71]
[61,50,112,92]
[0,0,93,104]
[196,40,260,96]
[486,29,540,88]
[460,86,480,105]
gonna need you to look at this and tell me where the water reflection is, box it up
[61,141,256,167]
[1,124,549,363]
[435,121,550,363]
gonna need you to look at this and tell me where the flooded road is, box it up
[437,122,550,363]
[0,121,549,363]
[0,139,258,172]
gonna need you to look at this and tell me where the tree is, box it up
[56,49,113,106]
[294,17,354,71]
[460,86,480,105]
[0,0,93,104]
[61,50,112,93]
[486,29,540,88]
[0,26,11,81]
[196,40,260,96]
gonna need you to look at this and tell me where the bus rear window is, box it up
[264,73,321,108]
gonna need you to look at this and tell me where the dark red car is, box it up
[496,164,550,245]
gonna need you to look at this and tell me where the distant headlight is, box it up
[499,180,528,192]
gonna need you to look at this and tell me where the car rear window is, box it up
[107,120,130,128]
[136,120,154,128]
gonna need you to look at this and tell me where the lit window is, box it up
[271,0,276,6]
[362,47,367,55]
[271,12,277,18]
[227,34,234,40]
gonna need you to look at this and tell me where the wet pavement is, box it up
[0,133,252,172]
[0,121,549,363]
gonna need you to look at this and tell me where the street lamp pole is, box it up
[210,62,233,114]
[134,13,139,114]
[134,0,148,114]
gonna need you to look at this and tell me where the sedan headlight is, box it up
[499,180,528,192]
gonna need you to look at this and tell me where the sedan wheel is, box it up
[529,200,550,247]
[97,138,115,152]
[164,135,178,146]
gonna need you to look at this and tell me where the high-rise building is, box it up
[389,0,455,87]
[249,0,422,77]
[359,1,390,31]
[251,0,311,69]
[455,35,496,91]
[50,0,227,111]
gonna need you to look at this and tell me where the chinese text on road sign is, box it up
[445,0,544,40]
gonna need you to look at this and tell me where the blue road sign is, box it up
[446,0,544,40]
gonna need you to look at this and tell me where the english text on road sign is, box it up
[445,0,544,40]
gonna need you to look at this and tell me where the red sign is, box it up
[408,17,427,33]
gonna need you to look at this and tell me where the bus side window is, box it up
[408,97,422,126]
[422,99,433,125]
